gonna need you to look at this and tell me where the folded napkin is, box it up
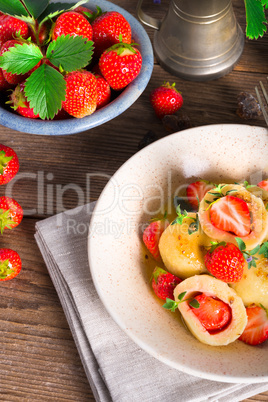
[35,203,268,402]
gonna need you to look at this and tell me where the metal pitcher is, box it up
[137,0,244,81]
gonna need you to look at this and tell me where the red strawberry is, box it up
[1,40,26,85]
[52,11,93,41]
[191,293,232,332]
[9,82,39,119]
[186,180,214,209]
[152,267,181,300]
[0,196,23,234]
[99,42,142,90]
[0,144,19,184]
[92,11,132,57]
[204,242,245,283]
[257,180,268,191]
[0,248,21,281]
[0,15,29,48]
[1,40,41,85]
[150,82,183,119]
[239,304,268,345]
[210,195,251,237]
[62,70,97,118]
[95,75,111,109]
[0,67,11,90]
[143,218,169,261]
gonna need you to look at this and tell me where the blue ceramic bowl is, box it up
[0,0,153,135]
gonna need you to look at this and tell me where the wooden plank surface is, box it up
[0,0,267,400]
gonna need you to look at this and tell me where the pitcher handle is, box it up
[136,0,161,30]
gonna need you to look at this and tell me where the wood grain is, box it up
[0,0,267,400]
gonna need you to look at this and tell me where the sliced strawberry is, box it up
[257,180,268,192]
[191,293,232,332]
[239,305,268,345]
[143,218,169,261]
[152,267,181,300]
[186,180,214,209]
[210,195,251,237]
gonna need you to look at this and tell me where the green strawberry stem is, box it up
[0,209,16,234]
[0,259,14,279]
[0,150,13,175]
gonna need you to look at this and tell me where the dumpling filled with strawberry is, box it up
[198,183,268,250]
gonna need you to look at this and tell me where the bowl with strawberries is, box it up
[88,124,268,383]
[0,0,153,135]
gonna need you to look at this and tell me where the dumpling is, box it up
[174,275,247,346]
[159,213,211,279]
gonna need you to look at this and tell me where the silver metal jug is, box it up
[137,0,244,81]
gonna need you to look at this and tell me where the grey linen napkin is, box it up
[35,202,268,402]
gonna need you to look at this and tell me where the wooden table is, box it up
[0,0,267,400]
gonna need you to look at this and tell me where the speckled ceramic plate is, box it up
[0,0,153,135]
[88,124,268,383]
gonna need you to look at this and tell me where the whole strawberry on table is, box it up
[0,1,143,120]
[0,143,23,281]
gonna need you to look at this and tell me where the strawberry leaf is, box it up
[244,0,267,39]
[0,43,43,74]
[235,237,246,251]
[21,0,49,19]
[189,299,200,309]
[163,298,179,312]
[24,64,66,120]
[259,241,268,258]
[178,291,187,301]
[46,35,94,72]
[0,0,29,17]
[38,0,88,23]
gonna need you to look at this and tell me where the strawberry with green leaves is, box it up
[0,14,29,48]
[9,81,40,118]
[0,144,19,184]
[92,10,132,57]
[99,40,142,90]
[152,267,181,300]
[150,82,183,119]
[143,217,169,261]
[62,70,97,118]
[52,11,93,41]
[0,248,21,281]
[0,196,23,234]
[239,304,268,345]
[0,1,95,120]
[204,242,245,283]
[1,40,27,85]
